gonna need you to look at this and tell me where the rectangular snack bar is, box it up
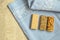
[30,14,39,30]
[47,16,54,32]
[40,15,47,30]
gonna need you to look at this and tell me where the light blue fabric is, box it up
[28,0,60,11]
[8,0,60,40]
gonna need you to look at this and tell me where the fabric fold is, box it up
[28,0,60,12]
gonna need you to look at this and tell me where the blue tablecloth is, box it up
[8,0,60,40]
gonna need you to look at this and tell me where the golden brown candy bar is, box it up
[47,16,54,32]
[40,15,47,30]
[30,14,39,30]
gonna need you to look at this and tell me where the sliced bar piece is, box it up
[40,15,47,30]
[30,14,39,30]
[47,16,54,32]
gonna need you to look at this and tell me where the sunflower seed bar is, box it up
[40,15,47,30]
